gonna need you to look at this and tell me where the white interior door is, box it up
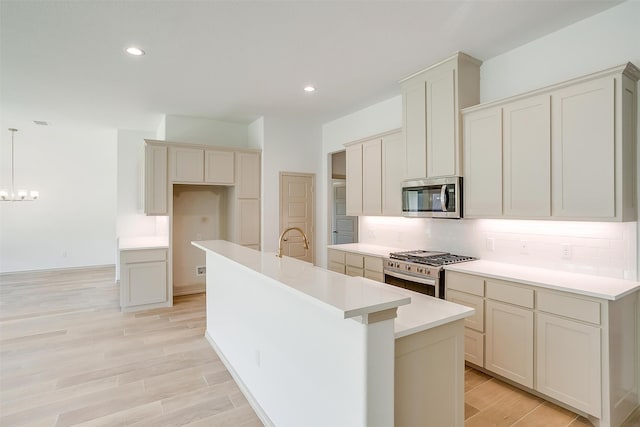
[332,181,357,244]
[280,173,314,263]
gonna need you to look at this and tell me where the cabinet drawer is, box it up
[486,280,534,308]
[364,270,384,283]
[121,248,167,264]
[328,249,345,264]
[447,289,484,332]
[364,256,383,273]
[345,253,364,268]
[328,261,345,275]
[464,328,484,367]
[446,271,484,296]
[537,291,601,325]
[346,266,364,277]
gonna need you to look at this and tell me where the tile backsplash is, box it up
[359,216,637,280]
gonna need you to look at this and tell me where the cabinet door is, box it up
[536,313,601,417]
[427,68,457,177]
[362,139,382,215]
[503,95,551,217]
[382,132,404,216]
[464,328,485,367]
[169,147,204,182]
[551,76,615,218]
[123,260,167,306]
[403,80,427,179]
[238,199,260,246]
[205,150,234,184]
[144,144,168,215]
[236,152,260,199]
[345,144,363,216]
[463,107,503,217]
[485,300,533,388]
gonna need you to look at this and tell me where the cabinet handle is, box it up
[441,185,448,212]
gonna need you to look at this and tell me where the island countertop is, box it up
[193,240,411,320]
[193,240,474,337]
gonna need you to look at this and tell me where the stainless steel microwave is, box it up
[401,176,462,218]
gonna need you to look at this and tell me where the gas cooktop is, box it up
[389,250,475,267]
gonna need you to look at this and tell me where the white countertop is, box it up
[193,240,411,320]
[119,235,169,251]
[445,260,640,301]
[327,243,407,258]
[194,240,473,335]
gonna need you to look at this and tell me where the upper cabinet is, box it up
[142,142,168,215]
[169,146,236,185]
[462,63,639,222]
[236,151,260,199]
[401,52,481,179]
[345,130,404,216]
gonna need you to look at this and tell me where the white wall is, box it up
[261,117,322,255]
[0,118,117,273]
[480,0,640,103]
[164,115,249,147]
[116,129,167,239]
[318,96,402,267]
[319,1,640,279]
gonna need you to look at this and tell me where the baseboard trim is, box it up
[0,264,115,276]
[173,289,206,297]
[204,331,274,427]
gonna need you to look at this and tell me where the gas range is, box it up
[382,250,475,299]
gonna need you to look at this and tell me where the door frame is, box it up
[279,172,316,264]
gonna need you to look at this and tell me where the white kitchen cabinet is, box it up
[236,151,260,199]
[551,75,614,219]
[462,62,638,222]
[327,249,346,274]
[381,132,404,216]
[204,149,235,184]
[463,106,503,217]
[237,199,260,246]
[345,143,363,216]
[362,139,382,214]
[120,248,168,312]
[485,299,534,388]
[326,249,384,283]
[169,146,204,182]
[143,142,168,215]
[401,52,481,179]
[503,94,551,218]
[536,312,601,417]
[345,130,403,217]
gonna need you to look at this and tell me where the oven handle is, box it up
[384,270,437,286]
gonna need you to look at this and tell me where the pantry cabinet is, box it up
[401,52,481,179]
[230,151,261,248]
[462,62,639,221]
[345,130,403,216]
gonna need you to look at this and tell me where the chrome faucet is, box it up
[277,227,310,258]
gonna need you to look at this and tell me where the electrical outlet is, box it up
[486,237,495,252]
[519,240,528,255]
[562,244,572,259]
[196,265,206,276]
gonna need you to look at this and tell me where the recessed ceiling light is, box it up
[126,46,145,56]
[33,120,48,126]
[303,85,316,93]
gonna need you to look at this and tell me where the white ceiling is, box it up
[0,0,624,131]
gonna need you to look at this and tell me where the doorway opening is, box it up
[330,150,358,245]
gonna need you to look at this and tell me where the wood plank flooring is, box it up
[1,266,639,427]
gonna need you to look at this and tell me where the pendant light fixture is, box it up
[0,128,39,201]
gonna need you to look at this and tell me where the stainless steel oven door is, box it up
[384,270,440,298]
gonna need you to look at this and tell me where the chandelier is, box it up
[1,128,39,201]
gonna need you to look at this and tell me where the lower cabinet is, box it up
[326,248,384,283]
[485,300,534,388]
[445,269,640,426]
[536,312,601,417]
[120,248,169,312]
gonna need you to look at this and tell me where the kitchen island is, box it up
[193,240,473,427]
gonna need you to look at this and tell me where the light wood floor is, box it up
[1,267,639,427]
